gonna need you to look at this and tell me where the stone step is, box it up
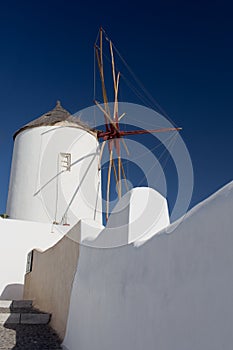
[0,300,51,325]
[0,312,51,325]
[0,300,33,309]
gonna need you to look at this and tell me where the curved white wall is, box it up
[63,181,233,350]
[0,218,68,300]
[87,187,170,248]
[7,126,102,226]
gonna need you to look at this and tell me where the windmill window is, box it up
[60,153,71,171]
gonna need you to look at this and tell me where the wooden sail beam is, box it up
[95,29,111,130]
[95,46,110,131]
[118,112,126,121]
[112,159,120,196]
[114,72,120,127]
[94,100,119,133]
[114,137,121,198]
[94,46,106,100]
[110,40,117,93]
[118,156,122,198]
[97,127,182,139]
[121,138,130,156]
[120,158,129,192]
[110,38,120,126]
[117,127,182,136]
[100,27,103,69]
[106,149,113,221]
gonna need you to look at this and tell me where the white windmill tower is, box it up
[6,101,102,226]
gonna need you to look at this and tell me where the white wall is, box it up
[63,181,233,350]
[87,187,170,248]
[7,125,102,226]
[24,218,104,339]
[0,218,69,300]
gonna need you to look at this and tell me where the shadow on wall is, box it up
[0,284,24,300]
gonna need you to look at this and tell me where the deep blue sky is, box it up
[0,0,232,214]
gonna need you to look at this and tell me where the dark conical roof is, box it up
[13,101,92,139]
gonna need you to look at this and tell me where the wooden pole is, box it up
[106,150,113,221]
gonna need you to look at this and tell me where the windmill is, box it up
[94,28,182,221]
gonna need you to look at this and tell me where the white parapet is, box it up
[0,218,69,300]
[87,187,170,248]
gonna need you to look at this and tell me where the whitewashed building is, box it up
[0,101,103,300]
[6,101,102,226]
